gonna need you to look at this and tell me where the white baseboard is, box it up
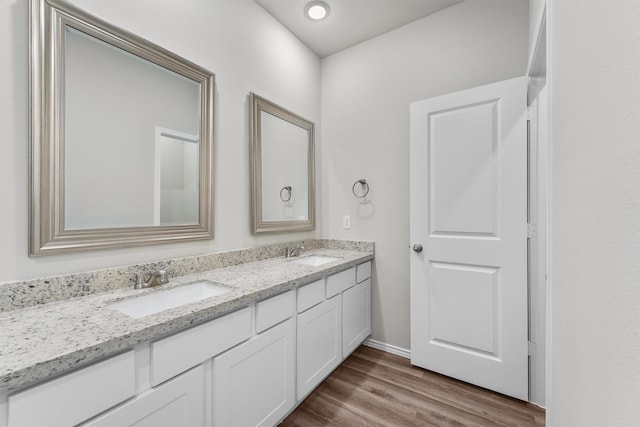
[363,338,411,359]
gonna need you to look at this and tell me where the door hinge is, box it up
[527,106,535,121]
[528,341,537,356]
[527,223,537,239]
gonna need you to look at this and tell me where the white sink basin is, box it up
[108,281,229,319]
[291,255,339,266]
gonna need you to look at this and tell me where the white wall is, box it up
[0,0,320,282]
[320,0,529,349]
[549,0,640,424]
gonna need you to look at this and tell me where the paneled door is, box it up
[409,77,528,400]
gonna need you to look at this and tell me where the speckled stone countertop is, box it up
[0,247,373,393]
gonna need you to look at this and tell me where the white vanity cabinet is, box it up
[4,309,251,427]
[296,261,372,400]
[82,366,205,427]
[1,258,373,427]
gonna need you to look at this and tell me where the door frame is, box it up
[153,126,200,226]
[526,3,549,409]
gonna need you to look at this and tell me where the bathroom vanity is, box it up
[0,244,373,427]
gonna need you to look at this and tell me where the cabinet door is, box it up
[297,295,342,400]
[342,278,371,357]
[214,318,295,427]
[83,366,204,427]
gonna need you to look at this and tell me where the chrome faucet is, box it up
[129,269,170,289]
[286,244,305,258]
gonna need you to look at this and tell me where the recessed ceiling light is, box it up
[304,1,330,21]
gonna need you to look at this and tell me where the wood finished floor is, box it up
[281,346,545,427]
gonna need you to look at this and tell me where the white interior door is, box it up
[409,77,528,400]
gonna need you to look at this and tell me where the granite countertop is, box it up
[0,248,373,393]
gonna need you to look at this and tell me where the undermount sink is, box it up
[290,255,339,266]
[108,281,230,319]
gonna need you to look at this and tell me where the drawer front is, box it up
[151,307,251,386]
[8,351,136,427]
[83,365,204,427]
[297,279,325,313]
[255,290,294,333]
[325,267,356,298]
[356,261,372,283]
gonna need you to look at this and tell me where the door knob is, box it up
[413,244,423,253]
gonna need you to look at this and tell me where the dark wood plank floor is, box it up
[281,345,545,427]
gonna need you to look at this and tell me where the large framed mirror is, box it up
[29,0,215,255]
[250,93,315,233]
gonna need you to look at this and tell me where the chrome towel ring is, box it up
[352,179,369,198]
[280,186,292,202]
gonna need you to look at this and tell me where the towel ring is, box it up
[280,186,292,202]
[352,179,369,198]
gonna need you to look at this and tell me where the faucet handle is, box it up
[127,272,145,289]
[159,263,173,276]
[156,269,170,285]
[285,244,305,257]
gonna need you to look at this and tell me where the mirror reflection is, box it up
[250,93,315,233]
[260,110,309,221]
[64,27,202,230]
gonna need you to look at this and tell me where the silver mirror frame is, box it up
[29,0,215,255]
[250,93,316,234]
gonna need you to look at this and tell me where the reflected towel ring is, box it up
[352,179,369,198]
[280,186,292,202]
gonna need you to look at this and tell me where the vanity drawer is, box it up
[255,290,294,333]
[297,279,325,313]
[151,307,251,386]
[82,366,204,427]
[326,267,356,298]
[356,261,372,283]
[8,351,136,427]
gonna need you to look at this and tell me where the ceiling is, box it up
[255,0,464,58]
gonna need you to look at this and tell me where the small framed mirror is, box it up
[250,93,315,233]
[30,0,215,255]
